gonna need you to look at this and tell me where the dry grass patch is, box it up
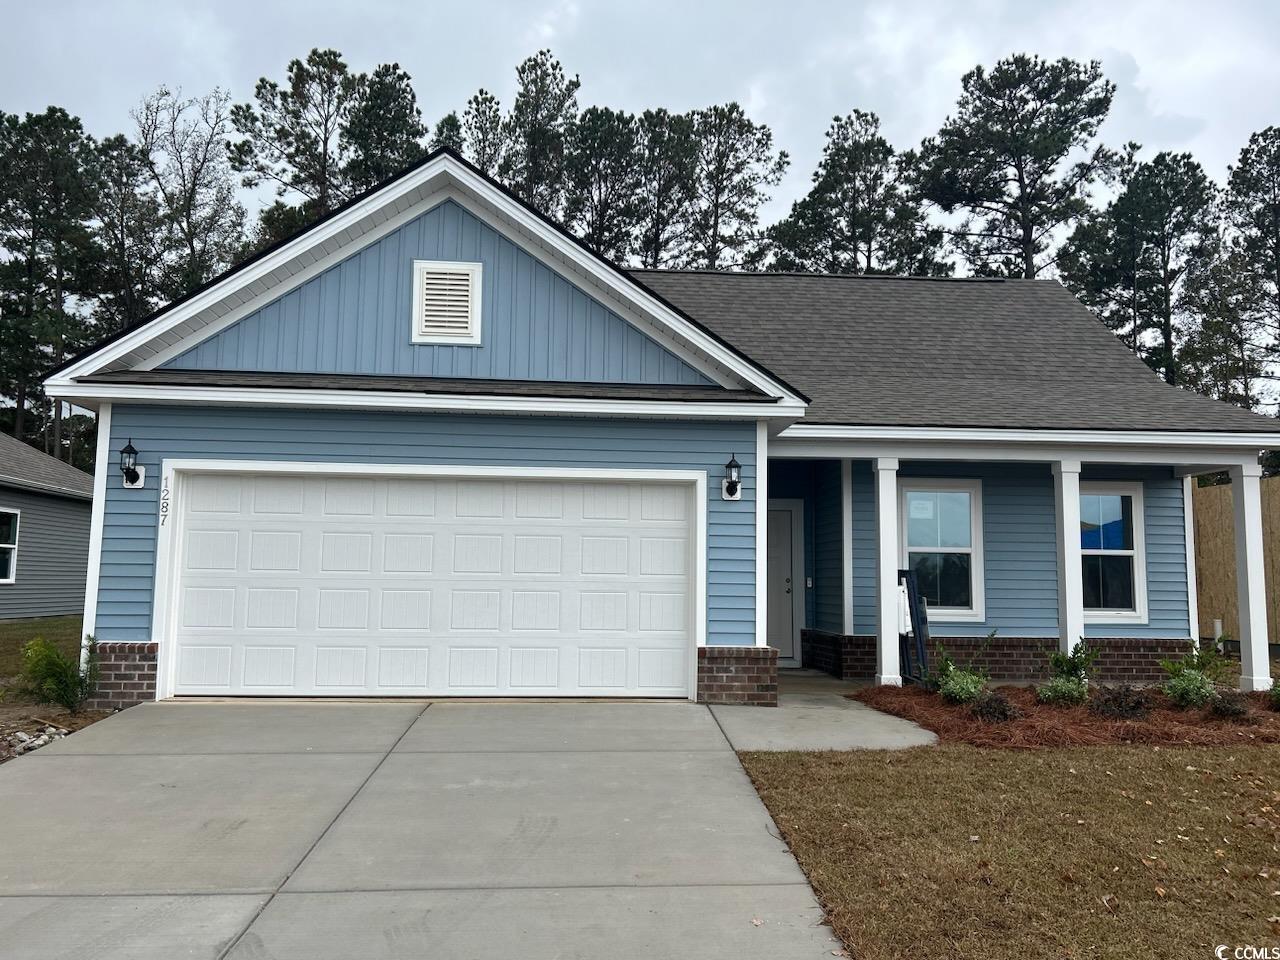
[742,746,1280,960]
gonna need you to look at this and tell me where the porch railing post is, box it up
[1230,462,1272,691]
[874,457,902,685]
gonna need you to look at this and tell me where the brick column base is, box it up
[697,646,778,706]
[801,630,875,681]
[86,642,158,711]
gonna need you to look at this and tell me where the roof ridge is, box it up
[628,268,1042,284]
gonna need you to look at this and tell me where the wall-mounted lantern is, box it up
[722,454,742,501]
[120,439,145,489]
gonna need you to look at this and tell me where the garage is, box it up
[162,468,699,698]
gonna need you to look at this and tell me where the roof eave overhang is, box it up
[777,423,1280,449]
[0,475,93,501]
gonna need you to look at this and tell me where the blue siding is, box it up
[845,461,1190,640]
[95,406,756,646]
[164,200,713,385]
[768,461,817,628]
[812,462,843,633]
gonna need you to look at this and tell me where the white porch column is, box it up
[1231,462,1272,691]
[1053,459,1085,654]
[874,457,902,685]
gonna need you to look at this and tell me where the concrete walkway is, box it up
[712,670,938,751]
[0,701,844,959]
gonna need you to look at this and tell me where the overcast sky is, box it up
[4,1,1278,222]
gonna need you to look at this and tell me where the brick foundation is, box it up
[86,642,158,711]
[697,646,779,706]
[801,629,1193,685]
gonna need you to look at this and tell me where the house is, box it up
[43,148,1280,709]
[0,432,93,620]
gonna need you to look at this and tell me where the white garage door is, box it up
[169,472,695,697]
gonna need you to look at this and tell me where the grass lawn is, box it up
[742,746,1280,960]
[0,615,82,679]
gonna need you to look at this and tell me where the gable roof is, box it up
[45,148,805,406]
[0,433,94,500]
[634,269,1280,435]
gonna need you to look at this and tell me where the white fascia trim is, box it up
[151,459,709,701]
[50,154,802,404]
[780,423,1280,449]
[80,403,112,652]
[44,381,805,421]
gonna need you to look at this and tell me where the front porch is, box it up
[762,446,1272,691]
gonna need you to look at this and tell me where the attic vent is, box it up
[411,260,483,344]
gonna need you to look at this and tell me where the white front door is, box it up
[168,471,694,697]
[766,503,801,660]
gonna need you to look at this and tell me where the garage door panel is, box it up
[172,474,693,697]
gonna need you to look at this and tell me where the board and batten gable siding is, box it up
[834,461,1190,639]
[0,484,91,620]
[162,199,713,386]
[93,406,756,646]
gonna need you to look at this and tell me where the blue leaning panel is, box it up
[94,406,757,646]
[163,200,713,386]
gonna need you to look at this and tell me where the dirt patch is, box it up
[0,697,111,763]
[855,684,1280,748]
[742,746,1280,960]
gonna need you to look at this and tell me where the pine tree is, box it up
[462,90,505,175]
[344,62,426,191]
[633,109,697,269]
[1225,127,1280,366]
[563,107,641,261]
[431,112,464,153]
[498,50,580,216]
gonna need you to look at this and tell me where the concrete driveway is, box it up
[0,701,841,959]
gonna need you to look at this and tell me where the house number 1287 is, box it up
[159,484,170,526]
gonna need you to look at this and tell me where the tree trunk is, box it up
[12,383,25,439]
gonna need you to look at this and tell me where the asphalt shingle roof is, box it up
[0,432,93,499]
[632,269,1280,434]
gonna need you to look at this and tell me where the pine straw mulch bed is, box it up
[854,684,1280,748]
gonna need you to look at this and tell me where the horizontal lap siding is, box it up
[164,200,712,386]
[0,486,91,620]
[767,461,818,628]
[96,406,756,646]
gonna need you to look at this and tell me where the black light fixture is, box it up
[119,439,140,486]
[724,454,742,499]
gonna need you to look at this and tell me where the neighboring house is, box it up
[0,432,93,620]
[43,148,1280,710]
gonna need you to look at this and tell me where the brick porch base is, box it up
[697,646,779,706]
[86,642,158,711]
[801,629,1193,685]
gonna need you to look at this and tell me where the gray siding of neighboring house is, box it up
[0,483,91,620]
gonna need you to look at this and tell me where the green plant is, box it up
[1163,668,1216,709]
[971,690,1019,722]
[923,645,957,692]
[19,637,98,713]
[938,668,985,705]
[1048,639,1100,682]
[1160,642,1232,684]
[1036,675,1089,706]
[1088,684,1150,720]
[1208,691,1250,722]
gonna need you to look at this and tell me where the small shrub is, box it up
[1163,668,1216,709]
[923,645,957,692]
[1088,684,1150,720]
[1208,691,1250,722]
[1270,685,1280,712]
[1036,675,1089,706]
[971,690,1019,722]
[938,669,985,705]
[1160,643,1232,684]
[1049,639,1100,682]
[19,637,98,714]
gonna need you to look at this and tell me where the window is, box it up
[900,480,984,621]
[411,260,483,345]
[1079,482,1147,621]
[0,509,18,584]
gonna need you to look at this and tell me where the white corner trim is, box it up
[1183,476,1200,643]
[898,477,986,624]
[80,402,111,656]
[1079,480,1149,625]
[149,459,710,701]
[841,459,854,635]
[755,420,769,647]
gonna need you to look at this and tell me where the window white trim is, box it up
[0,506,19,585]
[1080,481,1148,625]
[411,260,483,345]
[898,478,985,623]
